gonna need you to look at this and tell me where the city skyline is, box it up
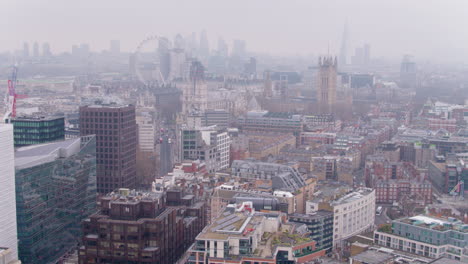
[2,0,468,62]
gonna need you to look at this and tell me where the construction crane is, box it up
[3,65,27,123]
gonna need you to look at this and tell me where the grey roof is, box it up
[351,250,394,264]
[15,138,82,169]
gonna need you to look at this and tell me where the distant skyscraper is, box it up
[110,39,120,54]
[79,102,137,194]
[22,42,29,57]
[217,37,228,57]
[316,56,337,114]
[339,21,349,67]
[232,39,246,58]
[199,30,210,58]
[0,124,18,260]
[400,55,417,88]
[80,43,90,57]
[158,37,171,81]
[33,42,39,57]
[42,42,51,57]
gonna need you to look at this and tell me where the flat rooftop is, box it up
[352,250,394,264]
[13,115,64,121]
[397,215,468,233]
[15,137,82,169]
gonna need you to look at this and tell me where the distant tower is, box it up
[23,42,29,57]
[217,37,228,57]
[400,55,417,88]
[339,21,349,68]
[33,42,39,57]
[263,71,273,97]
[316,56,338,114]
[182,60,208,114]
[199,30,210,58]
[42,43,51,57]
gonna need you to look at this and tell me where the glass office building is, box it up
[12,116,65,147]
[15,136,97,264]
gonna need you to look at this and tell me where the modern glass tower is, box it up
[11,116,65,147]
[15,136,97,264]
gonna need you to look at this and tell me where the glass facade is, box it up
[12,117,65,147]
[15,136,97,264]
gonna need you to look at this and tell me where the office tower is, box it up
[109,39,120,54]
[173,33,185,50]
[79,189,206,264]
[0,125,18,261]
[22,42,29,57]
[79,102,137,194]
[351,47,364,65]
[42,42,51,57]
[217,37,228,57]
[199,30,210,58]
[181,126,230,173]
[316,56,337,114]
[158,37,171,81]
[15,136,97,264]
[11,116,65,147]
[339,21,349,67]
[400,55,417,88]
[33,42,39,57]
[232,39,246,58]
[80,43,90,55]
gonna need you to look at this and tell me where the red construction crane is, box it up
[4,65,27,122]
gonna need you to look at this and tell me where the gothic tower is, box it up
[316,56,337,114]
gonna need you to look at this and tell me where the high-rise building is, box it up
[22,42,29,57]
[79,189,206,264]
[232,39,246,58]
[217,37,228,57]
[0,124,18,261]
[199,30,210,58]
[158,37,171,81]
[79,102,137,194]
[33,42,39,57]
[181,126,230,173]
[109,39,120,54]
[11,116,65,147]
[400,55,417,88]
[42,42,51,57]
[316,56,337,114]
[15,136,97,264]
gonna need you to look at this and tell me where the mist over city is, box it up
[1,1,468,264]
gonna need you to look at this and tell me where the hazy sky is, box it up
[2,0,468,62]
